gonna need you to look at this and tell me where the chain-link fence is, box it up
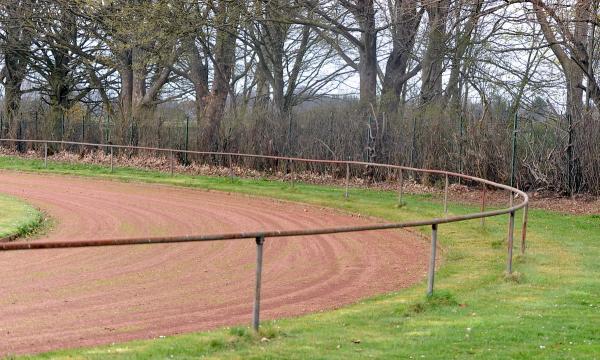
[1,104,598,194]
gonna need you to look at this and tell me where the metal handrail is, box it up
[0,138,529,331]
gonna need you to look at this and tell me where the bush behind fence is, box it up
[1,103,598,195]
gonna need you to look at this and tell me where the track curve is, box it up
[0,171,428,355]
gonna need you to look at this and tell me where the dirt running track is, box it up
[0,171,428,355]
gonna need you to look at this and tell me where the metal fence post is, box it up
[290,160,295,187]
[507,211,515,274]
[521,204,528,255]
[481,185,486,227]
[184,116,189,165]
[427,224,438,297]
[345,161,350,199]
[567,113,574,196]
[398,168,404,206]
[61,113,65,142]
[110,146,114,173]
[458,114,464,185]
[443,173,449,215]
[252,235,265,332]
[44,142,48,168]
[170,150,174,176]
[510,113,518,190]
[410,117,417,169]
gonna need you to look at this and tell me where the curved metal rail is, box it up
[0,138,529,331]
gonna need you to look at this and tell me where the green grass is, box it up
[1,156,599,359]
[0,193,43,240]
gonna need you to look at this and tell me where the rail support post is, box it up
[290,160,295,187]
[481,185,487,227]
[345,161,350,199]
[170,150,174,176]
[507,211,515,274]
[110,146,114,173]
[443,174,449,215]
[398,169,404,206]
[229,154,234,181]
[252,235,265,332]
[44,142,48,168]
[521,204,528,255]
[427,224,438,297]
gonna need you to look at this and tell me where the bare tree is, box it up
[381,0,423,114]
[525,0,600,117]
[201,0,241,151]
[420,0,450,106]
[296,0,379,106]
[0,0,33,138]
[89,0,184,143]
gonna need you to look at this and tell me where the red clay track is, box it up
[0,171,428,355]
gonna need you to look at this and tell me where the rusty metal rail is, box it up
[0,138,529,332]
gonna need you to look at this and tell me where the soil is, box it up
[0,171,428,356]
[2,147,598,215]
[444,183,600,215]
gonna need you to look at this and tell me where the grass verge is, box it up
[0,193,43,240]
[1,156,599,359]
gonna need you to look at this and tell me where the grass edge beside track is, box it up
[0,156,599,360]
[0,193,43,241]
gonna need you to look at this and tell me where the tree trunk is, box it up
[201,1,240,151]
[117,50,134,144]
[186,38,209,149]
[0,0,32,140]
[444,0,482,113]
[381,0,422,114]
[421,0,449,106]
[2,79,24,139]
[532,0,589,193]
[47,46,73,140]
[357,0,377,107]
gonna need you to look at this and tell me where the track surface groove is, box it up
[0,171,428,355]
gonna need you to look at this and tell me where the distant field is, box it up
[1,155,599,360]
